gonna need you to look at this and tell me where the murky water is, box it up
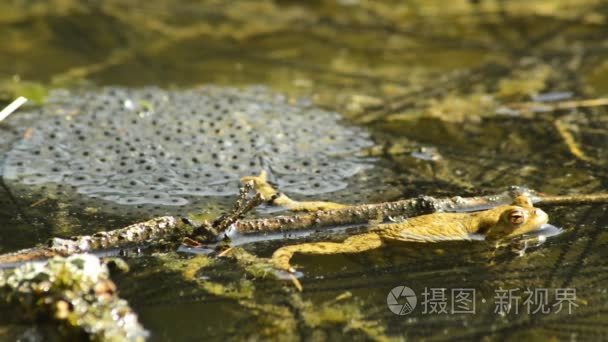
[1,0,608,340]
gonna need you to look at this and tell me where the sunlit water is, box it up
[1,1,607,340]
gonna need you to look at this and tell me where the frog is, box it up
[240,172,549,273]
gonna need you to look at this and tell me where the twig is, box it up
[30,197,49,207]
[187,181,264,243]
[215,181,263,233]
[507,97,608,113]
[554,118,599,165]
[0,96,27,122]
[536,192,608,205]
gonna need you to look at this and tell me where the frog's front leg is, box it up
[272,232,384,272]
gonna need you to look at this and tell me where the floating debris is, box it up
[532,91,573,102]
[410,146,442,161]
[2,86,374,215]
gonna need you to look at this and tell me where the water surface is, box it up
[1,1,607,340]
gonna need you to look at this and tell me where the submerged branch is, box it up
[0,216,189,265]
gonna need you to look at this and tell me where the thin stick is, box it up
[215,181,263,233]
[508,97,608,113]
[187,181,263,243]
[554,118,598,165]
[537,193,608,205]
[0,96,27,122]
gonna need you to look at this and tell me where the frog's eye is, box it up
[508,209,527,226]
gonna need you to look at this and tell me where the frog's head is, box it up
[484,195,549,241]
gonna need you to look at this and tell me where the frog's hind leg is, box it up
[241,170,347,212]
[272,232,384,272]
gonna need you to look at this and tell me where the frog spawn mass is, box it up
[2,86,374,214]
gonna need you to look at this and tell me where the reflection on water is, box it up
[1,0,608,340]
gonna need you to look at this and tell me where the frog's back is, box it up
[376,212,479,243]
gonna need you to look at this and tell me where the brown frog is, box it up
[241,172,549,273]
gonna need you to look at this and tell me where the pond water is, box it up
[1,0,607,340]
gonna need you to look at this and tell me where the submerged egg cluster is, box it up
[3,86,374,210]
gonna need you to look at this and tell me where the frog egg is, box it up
[2,86,375,214]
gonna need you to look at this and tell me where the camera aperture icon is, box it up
[387,286,417,315]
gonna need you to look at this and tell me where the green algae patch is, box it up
[158,252,255,299]
[0,78,48,105]
[225,247,281,279]
[237,300,299,340]
[181,255,214,281]
[386,92,498,123]
[293,293,399,342]
[200,279,255,300]
[152,248,399,340]
[497,63,553,101]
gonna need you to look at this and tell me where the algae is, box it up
[1,0,608,340]
[0,254,147,341]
